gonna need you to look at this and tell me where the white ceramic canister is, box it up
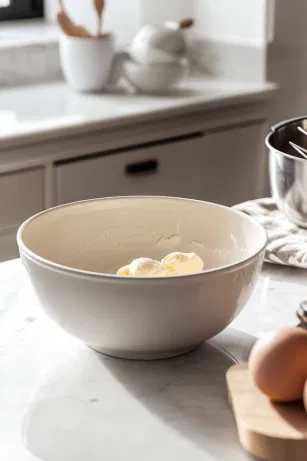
[59,33,115,92]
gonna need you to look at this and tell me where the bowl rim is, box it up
[17,196,268,281]
[265,131,307,164]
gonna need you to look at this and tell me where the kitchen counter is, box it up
[0,77,276,263]
[0,259,305,461]
[0,77,276,150]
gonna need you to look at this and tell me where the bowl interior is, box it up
[19,197,266,275]
[268,118,307,159]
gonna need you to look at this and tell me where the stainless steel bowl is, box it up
[266,116,307,228]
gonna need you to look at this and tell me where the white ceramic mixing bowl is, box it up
[17,197,267,360]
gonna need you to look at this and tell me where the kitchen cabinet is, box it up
[55,123,266,206]
[55,134,206,205]
[0,168,44,262]
[0,168,44,229]
[0,123,267,263]
[198,123,267,206]
[0,229,20,262]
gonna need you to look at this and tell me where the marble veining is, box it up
[0,259,305,460]
[0,42,62,89]
[0,28,267,90]
[0,23,61,88]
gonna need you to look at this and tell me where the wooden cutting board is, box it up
[226,363,307,461]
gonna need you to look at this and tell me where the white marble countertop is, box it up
[0,259,305,460]
[0,77,276,150]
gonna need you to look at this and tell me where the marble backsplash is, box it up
[0,41,62,88]
[189,38,267,83]
[0,37,267,89]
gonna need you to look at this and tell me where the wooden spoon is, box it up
[57,10,76,36]
[57,0,91,38]
[93,0,105,37]
[74,24,91,38]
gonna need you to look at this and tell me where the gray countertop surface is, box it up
[0,77,276,150]
[0,259,304,460]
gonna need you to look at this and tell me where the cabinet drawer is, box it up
[55,135,206,204]
[0,168,44,229]
[55,123,266,207]
[199,123,267,206]
[0,229,19,263]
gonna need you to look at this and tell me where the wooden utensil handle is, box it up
[179,18,194,29]
[57,10,75,36]
[94,0,105,36]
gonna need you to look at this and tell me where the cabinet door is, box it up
[199,123,267,206]
[0,168,45,230]
[0,229,20,263]
[55,135,206,205]
[56,123,266,207]
[0,167,45,262]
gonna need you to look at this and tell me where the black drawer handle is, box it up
[125,159,159,176]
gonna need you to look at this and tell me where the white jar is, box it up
[130,23,187,65]
[59,34,115,93]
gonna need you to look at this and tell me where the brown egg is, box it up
[249,327,307,403]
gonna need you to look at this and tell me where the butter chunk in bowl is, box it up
[17,196,267,360]
[117,252,204,277]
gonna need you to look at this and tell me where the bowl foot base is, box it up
[89,343,201,360]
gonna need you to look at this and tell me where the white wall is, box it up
[46,0,141,46]
[46,0,194,46]
[194,0,275,45]
[139,0,194,25]
[267,0,307,124]
[47,0,274,47]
